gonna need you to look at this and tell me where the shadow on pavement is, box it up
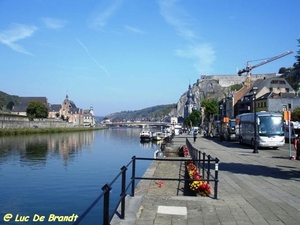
[219,162,300,180]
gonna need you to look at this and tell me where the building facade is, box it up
[220,77,300,119]
[12,94,95,127]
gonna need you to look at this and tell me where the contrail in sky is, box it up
[76,38,110,77]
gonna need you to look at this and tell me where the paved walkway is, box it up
[111,134,300,225]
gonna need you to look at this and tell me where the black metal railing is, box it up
[74,142,219,225]
[186,138,220,199]
[73,159,136,225]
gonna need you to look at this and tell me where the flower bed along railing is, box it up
[182,146,212,197]
[186,160,211,196]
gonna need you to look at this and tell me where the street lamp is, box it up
[219,105,223,141]
[219,105,223,120]
[252,86,259,153]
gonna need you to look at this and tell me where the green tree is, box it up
[183,110,201,128]
[26,101,49,119]
[296,39,300,69]
[230,84,243,91]
[292,107,300,121]
[201,99,219,135]
[278,67,287,74]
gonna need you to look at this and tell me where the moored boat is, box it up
[140,130,152,141]
[152,132,167,141]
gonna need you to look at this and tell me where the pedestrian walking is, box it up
[193,130,197,143]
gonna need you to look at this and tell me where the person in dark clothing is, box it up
[193,130,197,143]
[296,137,300,160]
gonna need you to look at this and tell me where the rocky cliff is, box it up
[170,79,231,118]
[171,71,298,118]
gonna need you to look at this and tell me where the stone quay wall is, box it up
[0,116,75,129]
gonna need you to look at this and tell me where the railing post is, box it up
[198,150,202,170]
[202,152,206,179]
[195,149,199,169]
[214,158,219,199]
[194,146,197,159]
[207,155,211,184]
[131,156,136,196]
[120,166,127,219]
[102,184,112,225]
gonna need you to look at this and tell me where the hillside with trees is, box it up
[105,104,177,122]
[0,91,20,111]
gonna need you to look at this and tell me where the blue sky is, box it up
[0,0,299,116]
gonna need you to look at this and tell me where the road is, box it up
[212,137,297,159]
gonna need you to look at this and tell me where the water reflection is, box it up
[0,129,162,168]
[0,132,95,167]
[0,128,160,224]
[139,140,163,149]
[21,141,48,168]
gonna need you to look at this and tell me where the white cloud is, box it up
[176,44,216,74]
[158,0,216,74]
[40,17,68,30]
[0,23,37,55]
[88,0,123,29]
[158,0,197,40]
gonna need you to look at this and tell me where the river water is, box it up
[0,128,161,225]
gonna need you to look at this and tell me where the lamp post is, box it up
[252,86,258,153]
[219,105,223,142]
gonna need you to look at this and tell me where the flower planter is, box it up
[184,149,211,197]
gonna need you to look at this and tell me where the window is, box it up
[270,87,273,91]
[271,80,286,85]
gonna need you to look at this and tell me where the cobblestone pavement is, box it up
[111,134,300,225]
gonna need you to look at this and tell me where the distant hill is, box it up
[105,104,176,122]
[0,91,20,110]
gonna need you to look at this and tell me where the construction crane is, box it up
[238,50,294,88]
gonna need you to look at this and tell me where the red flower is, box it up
[198,182,211,195]
[183,146,189,157]
[193,173,201,180]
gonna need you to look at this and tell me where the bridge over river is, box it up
[106,121,171,128]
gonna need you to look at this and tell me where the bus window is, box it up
[260,116,283,135]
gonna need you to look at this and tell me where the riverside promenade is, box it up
[111,134,300,225]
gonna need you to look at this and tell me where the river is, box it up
[0,128,161,225]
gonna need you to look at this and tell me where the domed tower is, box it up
[184,84,195,118]
[89,105,94,116]
[61,94,77,116]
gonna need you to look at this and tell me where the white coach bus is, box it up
[235,112,285,149]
